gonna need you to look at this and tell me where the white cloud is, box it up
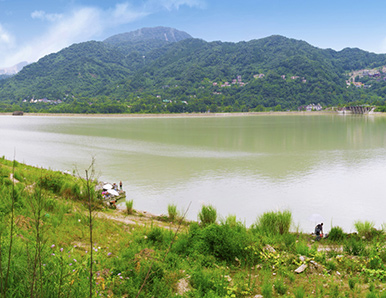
[109,3,149,25]
[156,0,206,10]
[31,10,63,22]
[380,38,386,54]
[0,1,206,67]
[0,24,13,46]
[144,0,206,11]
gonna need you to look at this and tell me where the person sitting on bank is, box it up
[109,199,117,208]
[315,223,323,240]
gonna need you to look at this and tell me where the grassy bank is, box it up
[1,157,386,297]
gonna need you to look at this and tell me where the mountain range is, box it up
[1,26,386,113]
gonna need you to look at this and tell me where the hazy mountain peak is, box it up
[103,26,192,45]
[0,61,28,75]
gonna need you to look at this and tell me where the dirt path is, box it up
[95,208,182,231]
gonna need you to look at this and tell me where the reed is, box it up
[252,210,292,235]
[354,220,375,239]
[329,226,345,241]
[198,205,217,226]
[167,204,177,221]
[126,200,134,214]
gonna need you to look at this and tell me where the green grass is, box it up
[2,157,386,297]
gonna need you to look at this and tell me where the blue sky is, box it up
[1,0,386,68]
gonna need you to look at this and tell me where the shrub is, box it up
[185,222,251,264]
[329,226,345,241]
[252,210,292,236]
[39,173,66,193]
[126,200,134,214]
[198,205,217,226]
[167,204,177,221]
[147,226,164,244]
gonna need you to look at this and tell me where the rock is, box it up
[309,260,324,272]
[295,264,307,274]
[264,245,276,253]
[299,255,306,262]
[235,257,241,266]
[253,295,263,298]
[176,278,191,295]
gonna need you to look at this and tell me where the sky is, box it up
[1,0,386,68]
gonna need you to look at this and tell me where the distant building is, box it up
[298,103,323,111]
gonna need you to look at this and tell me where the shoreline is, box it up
[1,110,380,118]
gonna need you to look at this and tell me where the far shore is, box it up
[1,110,383,118]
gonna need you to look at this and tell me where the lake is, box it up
[1,113,386,233]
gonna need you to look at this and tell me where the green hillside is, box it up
[1,27,386,113]
[2,157,386,297]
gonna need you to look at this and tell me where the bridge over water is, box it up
[340,106,375,114]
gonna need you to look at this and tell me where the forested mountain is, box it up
[1,27,386,113]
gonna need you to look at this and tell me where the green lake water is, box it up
[1,114,386,232]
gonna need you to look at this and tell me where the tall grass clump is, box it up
[294,286,305,298]
[344,236,366,256]
[329,226,345,242]
[252,210,292,236]
[167,204,178,221]
[126,200,134,214]
[354,220,376,240]
[198,205,217,226]
[261,280,273,298]
[274,278,287,295]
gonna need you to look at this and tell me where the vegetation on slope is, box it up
[2,28,386,113]
[2,157,386,297]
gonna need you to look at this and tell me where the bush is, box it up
[329,226,345,241]
[198,205,217,226]
[185,222,251,264]
[252,210,292,236]
[147,226,165,244]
